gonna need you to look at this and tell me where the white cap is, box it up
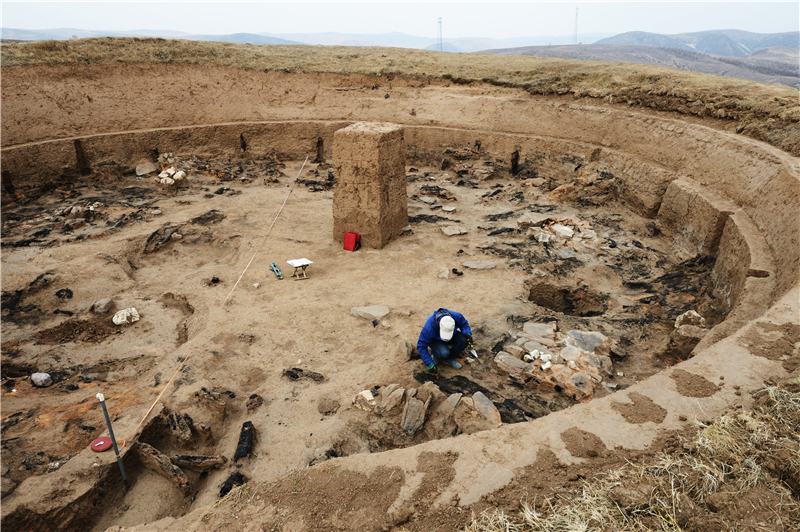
[439,316,455,341]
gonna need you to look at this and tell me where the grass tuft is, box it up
[466,377,800,531]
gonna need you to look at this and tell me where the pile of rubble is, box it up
[494,320,627,401]
[517,213,602,260]
[352,380,502,437]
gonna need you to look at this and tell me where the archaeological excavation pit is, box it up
[1,49,797,532]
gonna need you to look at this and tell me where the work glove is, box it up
[465,334,474,346]
[427,363,439,379]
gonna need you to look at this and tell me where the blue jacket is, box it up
[417,308,472,367]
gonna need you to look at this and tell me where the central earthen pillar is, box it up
[332,122,408,249]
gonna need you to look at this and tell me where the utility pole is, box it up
[572,7,578,45]
[438,17,442,51]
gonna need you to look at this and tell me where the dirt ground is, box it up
[2,143,728,529]
[0,54,797,532]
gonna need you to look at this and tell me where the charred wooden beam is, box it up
[233,421,256,463]
[136,442,189,494]
[172,454,227,472]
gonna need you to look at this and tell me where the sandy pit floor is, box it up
[1,149,727,528]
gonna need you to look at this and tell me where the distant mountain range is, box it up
[0,27,613,52]
[595,29,799,57]
[3,27,797,88]
[484,44,799,89]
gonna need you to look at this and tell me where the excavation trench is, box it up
[1,68,792,532]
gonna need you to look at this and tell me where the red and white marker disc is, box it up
[90,436,113,452]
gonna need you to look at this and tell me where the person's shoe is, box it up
[446,358,462,369]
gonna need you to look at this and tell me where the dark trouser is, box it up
[429,331,467,362]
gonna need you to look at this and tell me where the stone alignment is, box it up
[332,122,408,249]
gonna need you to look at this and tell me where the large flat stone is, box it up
[350,305,390,321]
[441,226,468,236]
[472,392,501,427]
[462,261,496,269]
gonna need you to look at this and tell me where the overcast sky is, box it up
[2,1,798,39]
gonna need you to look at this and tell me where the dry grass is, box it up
[465,377,800,532]
[1,37,799,155]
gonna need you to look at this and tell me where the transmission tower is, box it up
[572,7,578,45]
[438,17,442,51]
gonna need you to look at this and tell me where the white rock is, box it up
[31,373,53,387]
[159,177,175,185]
[253,283,260,289]
[551,224,574,238]
[419,196,436,204]
[151,209,162,215]
[441,225,468,236]
[462,261,496,269]
[541,360,552,370]
[540,353,552,363]
[158,171,170,178]
[675,310,706,329]
[438,267,450,279]
[442,206,456,212]
[173,170,186,181]
[166,167,176,176]
[353,390,377,411]
[531,268,548,277]
[171,233,182,241]
[556,246,575,259]
[350,305,390,321]
[112,307,140,325]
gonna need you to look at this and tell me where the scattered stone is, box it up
[136,162,157,176]
[516,212,551,229]
[417,381,447,404]
[376,386,406,414]
[566,372,594,399]
[441,225,468,236]
[556,246,575,260]
[353,389,377,411]
[438,267,450,279]
[400,225,413,235]
[419,196,437,205]
[112,307,140,325]
[401,395,430,436]
[523,321,557,338]
[350,305,390,321]
[494,352,534,375]
[669,325,707,357]
[233,421,256,463]
[531,178,546,187]
[504,345,524,357]
[472,392,501,427]
[172,454,228,472]
[442,206,456,212]
[568,330,608,353]
[550,224,574,239]
[219,471,245,498]
[173,170,186,181]
[31,373,53,387]
[159,177,175,185]
[137,442,190,494]
[675,310,706,329]
[462,261,496,269]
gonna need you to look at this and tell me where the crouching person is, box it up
[417,308,473,377]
